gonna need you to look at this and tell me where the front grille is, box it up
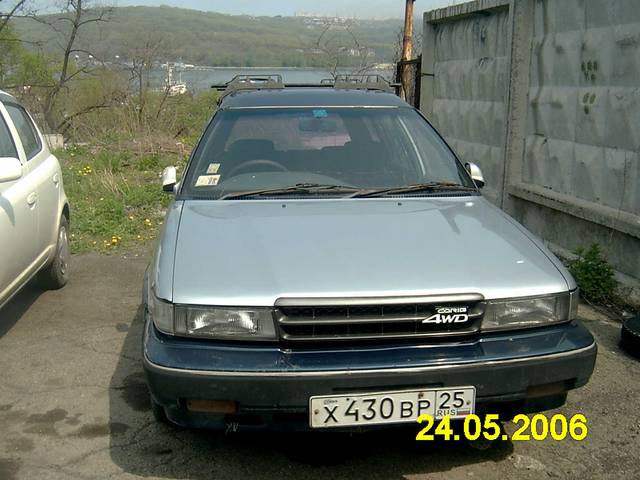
[275,295,485,343]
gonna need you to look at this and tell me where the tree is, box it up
[0,23,52,97]
[125,36,164,126]
[35,0,114,132]
[0,0,30,36]
[0,1,40,59]
[0,24,21,81]
[313,19,378,79]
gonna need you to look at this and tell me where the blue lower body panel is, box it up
[143,316,596,430]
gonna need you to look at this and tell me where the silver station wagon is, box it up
[143,76,596,431]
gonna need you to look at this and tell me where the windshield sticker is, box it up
[195,175,220,187]
[312,109,328,118]
[206,163,221,174]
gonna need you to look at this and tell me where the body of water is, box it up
[149,67,394,93]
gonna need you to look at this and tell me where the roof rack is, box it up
[212,74,284,100]
[333,74,397,92]
[212,74,399,103]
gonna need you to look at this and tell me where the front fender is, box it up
[150,200,183,302]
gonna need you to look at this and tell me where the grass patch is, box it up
[59,144,188,253]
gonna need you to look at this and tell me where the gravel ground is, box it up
[0,253,638,480]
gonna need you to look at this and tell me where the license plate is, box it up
[309,387,475,428]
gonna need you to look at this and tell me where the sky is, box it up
[109,0,466,19]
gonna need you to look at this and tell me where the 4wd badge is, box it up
[422,307,469,324]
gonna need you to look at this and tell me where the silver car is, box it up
[143,76,596,431]
[0,90,70,308]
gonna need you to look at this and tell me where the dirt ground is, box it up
[0,254,639,480]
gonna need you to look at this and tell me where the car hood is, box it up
[169,197,570,306]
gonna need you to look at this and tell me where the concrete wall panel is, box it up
[513,197,640,279]
[611,24,640,88]
[524,0,640,219]
[607,87,640,151]
[423,0,640,280]
[584,0,640,29]
[426,6,510,205]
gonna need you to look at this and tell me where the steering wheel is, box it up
[227,159,288,178]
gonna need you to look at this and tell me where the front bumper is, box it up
[143,317,597,430]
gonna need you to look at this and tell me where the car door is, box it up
[0,103,38,305]
[3,103,58,259]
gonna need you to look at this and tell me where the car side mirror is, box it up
[161,166,178,194]
[465,162,485,189]
[0,157,23,183]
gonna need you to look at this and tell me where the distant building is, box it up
[294,11,356,26]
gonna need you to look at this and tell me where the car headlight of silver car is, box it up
[173,306,276,340]
[147,277,276,340]
[148,296,276,342]
[481,290,579,332]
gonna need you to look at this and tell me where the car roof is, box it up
[220,87,409,109]
[0,89,14,103]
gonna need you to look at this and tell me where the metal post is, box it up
[401,0,416,100]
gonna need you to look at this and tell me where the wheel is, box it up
[150,395,169,424]
[37,216,70,290]
[465,414,504,450]
[621,316,640,358]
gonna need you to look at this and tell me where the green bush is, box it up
[568,244,616,304]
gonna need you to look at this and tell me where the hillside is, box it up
[13,6,403,67]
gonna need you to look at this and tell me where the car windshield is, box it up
[181,107,476,199]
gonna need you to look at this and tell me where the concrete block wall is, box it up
[421,0,640,282]
[43,134,64,151]
[524,0,640,216]
[422,0,511,205]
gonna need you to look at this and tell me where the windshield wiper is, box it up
[349,182,477,198]
[219,183,361,200]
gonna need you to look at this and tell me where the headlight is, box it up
[174,306,276,341]
[482,291,578,332]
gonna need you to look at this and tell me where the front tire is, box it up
[37,216,70,290]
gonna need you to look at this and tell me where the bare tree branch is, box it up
[35,0,115,131]
[69,48,103,63]
[57,102,110,135]
[312,19,378,80]
[0,0,29,35]
[62,65,92,83]
[124,36,164,126]
[0,36,42,47]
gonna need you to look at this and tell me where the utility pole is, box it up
[400,0,415,101]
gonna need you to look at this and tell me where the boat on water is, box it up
[162,63,188,96]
